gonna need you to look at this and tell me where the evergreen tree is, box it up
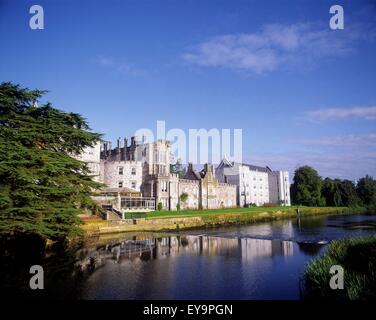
[0,82,102,241]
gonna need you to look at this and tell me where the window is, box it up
[160,181,167,192]
[131,181,136,189]
[118,181,123,188]
[118,167,123,175]
[131,167,136,175]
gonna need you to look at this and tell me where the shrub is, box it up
[244,203,257,208]
[180,193,188,203]
[157,202,163,211]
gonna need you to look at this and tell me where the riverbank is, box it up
[304,235,376,300]
[82,206,366,236]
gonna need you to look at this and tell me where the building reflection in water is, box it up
[78,234,294,270]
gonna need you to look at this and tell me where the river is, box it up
[74,213,376,300]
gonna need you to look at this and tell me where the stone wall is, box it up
[75,143,101,181]
[178,179,200,210]
[217,183,237,208]
[101,160,142,190]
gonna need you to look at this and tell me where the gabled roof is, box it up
[217,156,234,169]
[216,157,272,173]
[184,168,202,180]
[242,164,272,173]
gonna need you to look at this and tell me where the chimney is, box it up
[108,142,112,156]
[142,135,146,144]
[188,163,193,172]
[121,138,127,160]
[116,138,121,160]
[103,142,107,158]
[204,163,213,173]
[131,136,136,146]
[124,137,128,148]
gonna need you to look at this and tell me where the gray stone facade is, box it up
[82,137,237,211]
[140,160,237,211]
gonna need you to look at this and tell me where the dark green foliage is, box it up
[304,236,376,300]
[157,202,163,211]
[0,82,103,241]
[290,165,373,210]
[180,192,188,203]
[290,166,325,206]
[356,175,376,207]
[322,178,360,207]
[340,179,361,207]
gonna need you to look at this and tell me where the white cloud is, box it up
[294,133,376,146]
[307,107,376,121]
[183,23,372,74]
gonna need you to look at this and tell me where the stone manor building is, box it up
[84,137,237,211]
[80,136,290,211]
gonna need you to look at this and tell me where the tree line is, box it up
[290,165,376,211]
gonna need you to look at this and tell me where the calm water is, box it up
[75,214,376,300]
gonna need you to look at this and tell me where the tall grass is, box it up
[304,236,376,300]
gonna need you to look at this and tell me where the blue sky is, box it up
[1,0,376,180]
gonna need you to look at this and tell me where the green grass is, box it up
[145,206,362,219]
[146,206,300,219]
[304,235,376,300]
[144,206,365,230]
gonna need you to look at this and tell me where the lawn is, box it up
[145,205,301,219]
